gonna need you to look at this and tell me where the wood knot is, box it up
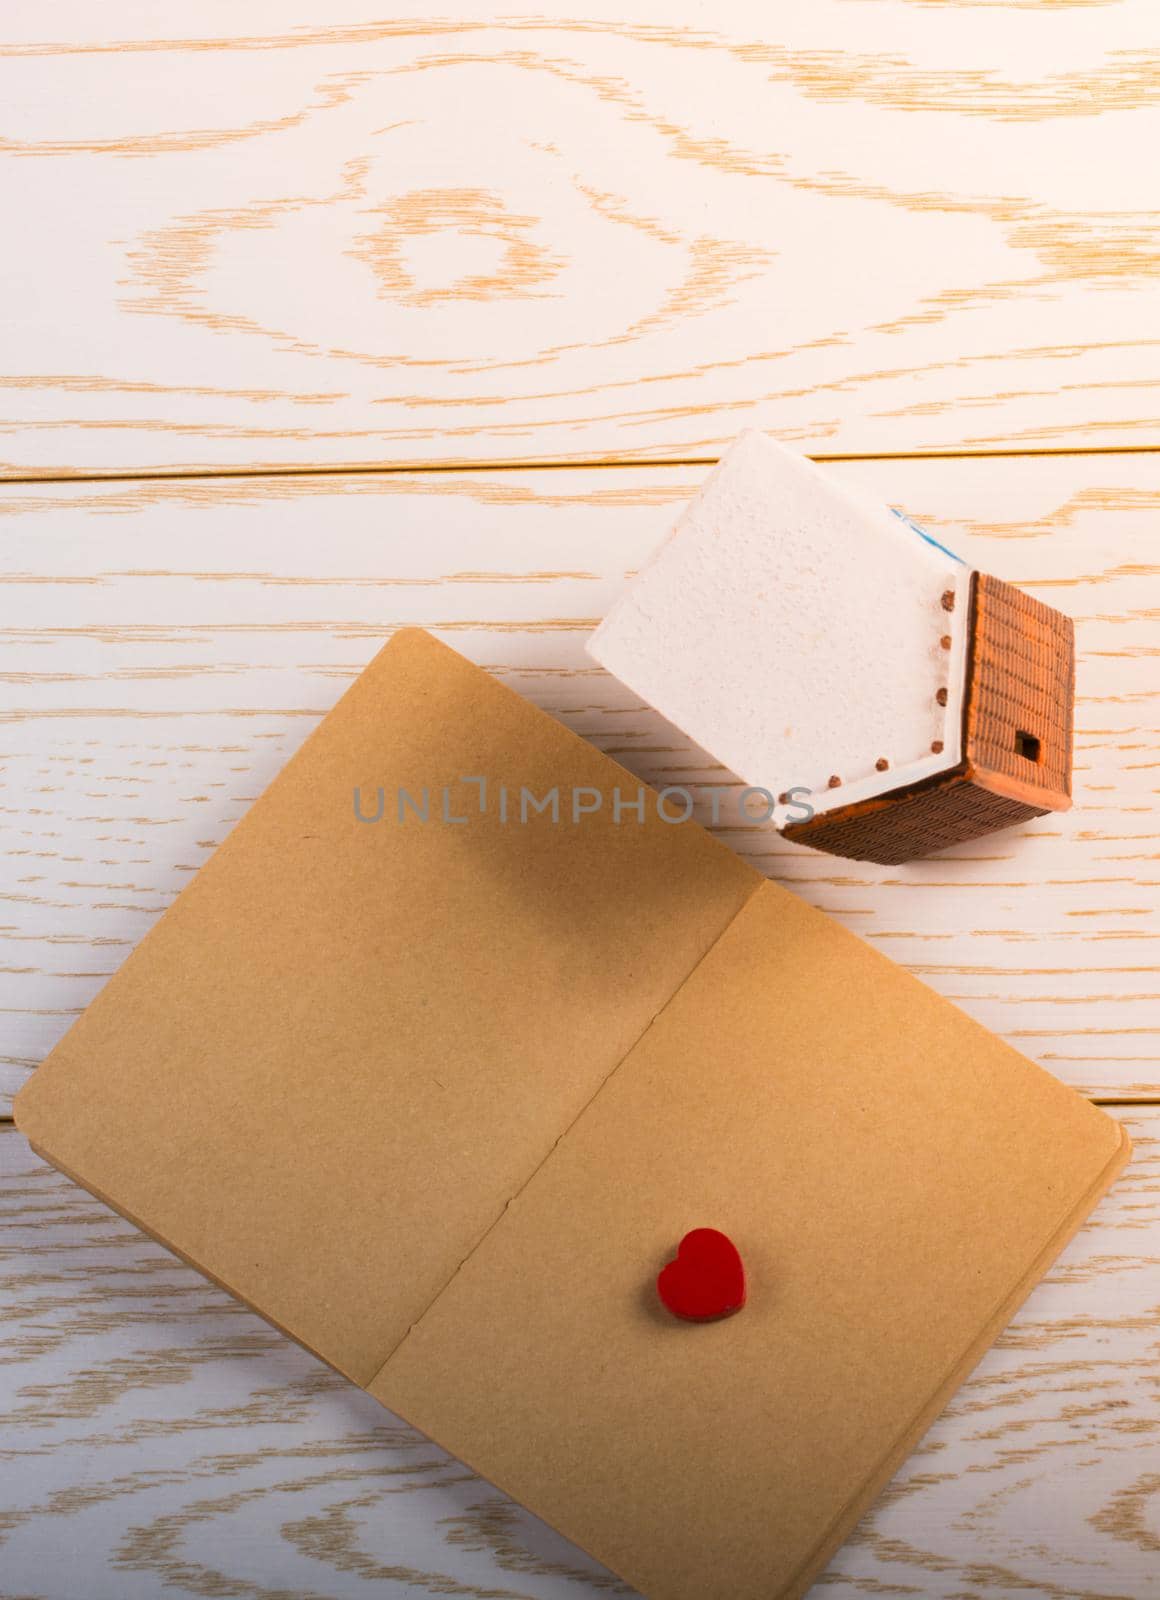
[936,687,948,706]
[931,739,944,754]
[875,757,889,772]
[941,590,955,612]
[827,774,842,789]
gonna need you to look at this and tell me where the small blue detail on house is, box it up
[890,505,964,564]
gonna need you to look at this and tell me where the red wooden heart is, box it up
[657,1228,746,1322]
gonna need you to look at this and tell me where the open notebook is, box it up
[15,629,1129,1600]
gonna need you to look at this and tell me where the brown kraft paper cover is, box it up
[15,628,1129,1599]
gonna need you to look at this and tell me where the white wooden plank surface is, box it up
[4,1,1160,474]
[2,453,1158,1110]
[3,1113,1157,1599]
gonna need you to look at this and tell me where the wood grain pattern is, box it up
[4,1,1160,474]
[3,1113,1157,1599]
[5,10,1158,1597]
[3,453,1157,1111]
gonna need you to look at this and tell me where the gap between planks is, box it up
[7,440,1160,490]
